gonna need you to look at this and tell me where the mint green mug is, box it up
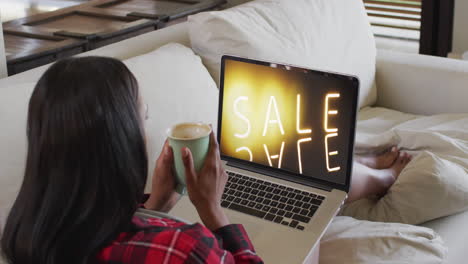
[167,122,211,195]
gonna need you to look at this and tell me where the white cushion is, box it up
[188,0,377,109]
[123,43,219,191]
[321,216,447,264]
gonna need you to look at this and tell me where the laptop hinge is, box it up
[226,161,333,192]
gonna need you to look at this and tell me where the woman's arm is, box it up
[182,131,263,263]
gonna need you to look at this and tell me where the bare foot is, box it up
[355,146,399,169]
[386,152,412,179]
[373,152,412,196]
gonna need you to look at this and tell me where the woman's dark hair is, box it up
[1,57,148,264]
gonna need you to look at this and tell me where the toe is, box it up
[384,146,400,166]
[403,153,412,162]
[406,155,412,164]
[399,153,405,163]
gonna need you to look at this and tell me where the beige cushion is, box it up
[321,216,447,264]
[189,0,377,109]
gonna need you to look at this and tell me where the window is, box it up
[364,0,455,57]
[365,0,421,41]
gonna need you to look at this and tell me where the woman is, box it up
[1,56,411,264]
[1,57,263,264]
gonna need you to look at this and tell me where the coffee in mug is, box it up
[167,122,211,194]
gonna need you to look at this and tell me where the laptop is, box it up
[172,55,359,263]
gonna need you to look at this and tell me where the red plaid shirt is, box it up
[97,215,264,263]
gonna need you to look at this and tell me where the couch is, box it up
[1,1,468,263]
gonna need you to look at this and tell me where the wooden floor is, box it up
[0,0,88,22]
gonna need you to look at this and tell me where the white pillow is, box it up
[123,43,219,190]
[0,82,35,231]
[341,151,468,225]
[321,216,447,264]
[188,0,377,109]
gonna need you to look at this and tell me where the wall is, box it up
[452,0,468,55]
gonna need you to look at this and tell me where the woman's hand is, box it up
[144,141,180,213]
[182,131,229,231]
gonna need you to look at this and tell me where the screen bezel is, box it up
[217,55,359,193]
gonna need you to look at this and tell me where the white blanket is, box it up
[343,107,468,225]
[321,107,468,264]
[355,107,468,159]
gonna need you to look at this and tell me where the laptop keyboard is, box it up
[221,171,325,231]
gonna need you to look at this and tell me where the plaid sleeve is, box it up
[212,224,263,264]
[174,223,263,264]
[214,225,255,252]
[98,218,263,264]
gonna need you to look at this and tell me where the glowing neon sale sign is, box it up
[231,93,341,174]
[219,58,356,181]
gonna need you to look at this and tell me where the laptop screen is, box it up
[218,56,358,188]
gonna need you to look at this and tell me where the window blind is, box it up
[364,0,422,41]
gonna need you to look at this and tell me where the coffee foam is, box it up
[169,123,211,139]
